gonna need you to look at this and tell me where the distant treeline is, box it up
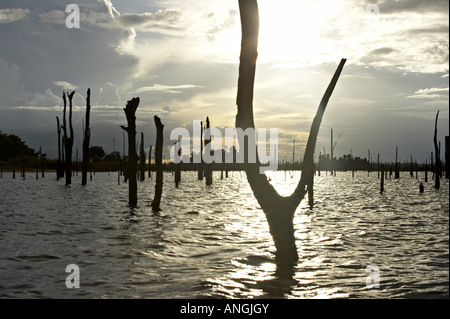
[0,131,447,174]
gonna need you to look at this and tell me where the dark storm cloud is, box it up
[0,0,138,106]
[118,8,182,27]
[407,24,449,35]
[378,0,449,14]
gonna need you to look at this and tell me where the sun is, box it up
[257,0,339,65]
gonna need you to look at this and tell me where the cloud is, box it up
[0,56,28,105]
[118,8,183,31]
[378,0,449,14]
[54,81,78,91]
[132,84,204,94]
[30,88,61,107]
[407,87,449,99]
[407,24,449,35]
[369,47,396,56]
[98,82,122,105]
[0,8,30,23]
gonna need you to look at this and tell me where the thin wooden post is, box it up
[139,132,145,182]
[394,146,400,179]
[148,145,152,178]
[40,146,44,178]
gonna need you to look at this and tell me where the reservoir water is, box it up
[0,171,448,298]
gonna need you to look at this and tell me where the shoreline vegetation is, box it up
[0,159,447,174]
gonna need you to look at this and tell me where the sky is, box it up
[0,0,448,164]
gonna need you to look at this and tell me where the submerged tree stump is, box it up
[445,136,449,179]
[63,91,75,186]
[139,132,145,182]
[148,145,152,179]
[82,89,91,186]
[56,116,63,180]
[152,116,164,212]
[394,146,400,179]
[204,117,213,186]
[197,121,204,180]
[121,97,140,207]
[433,111,441,189]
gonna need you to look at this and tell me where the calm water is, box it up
[0,170,448,299]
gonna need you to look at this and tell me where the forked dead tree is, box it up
[236,0,346,264]
[121,97,140,207]
[62,91,75,186]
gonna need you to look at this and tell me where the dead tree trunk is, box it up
[152,115,164,212]
[175,144,181,187]
[197,121,204,180]
[148,145,152,178]
[204,117,213,186]
[236,0,346,265]
[121,97,140,207]
[82,89,91,186]
[139,132,145,182]
[56,116,63,180]
[445,136,449,179]
[394,146,400,179]
[433,111,441,189]
[40,146,44,178]
[63,91,75,186]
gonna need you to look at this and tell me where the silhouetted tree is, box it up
[204,116,213,185]
[56,117,63,180]
[152,115,164,212]
[139,132,145,182]
[62,91,75,186]
[236,0,346,265]
[89,146,106,162]
[121,97,140,207]
[82,89,91,186]
[148,145,152,178]
[446,136,449,179]
[198,121,204,180]
[433,110,441,189]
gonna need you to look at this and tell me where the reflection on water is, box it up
[0,171,448,298]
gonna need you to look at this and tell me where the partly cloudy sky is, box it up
[0,0,448,163]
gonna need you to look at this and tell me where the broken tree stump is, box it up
[120,97,140,207]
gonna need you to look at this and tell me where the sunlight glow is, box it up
[257,0,341,65]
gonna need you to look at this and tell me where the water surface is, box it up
[0,171,448,298]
